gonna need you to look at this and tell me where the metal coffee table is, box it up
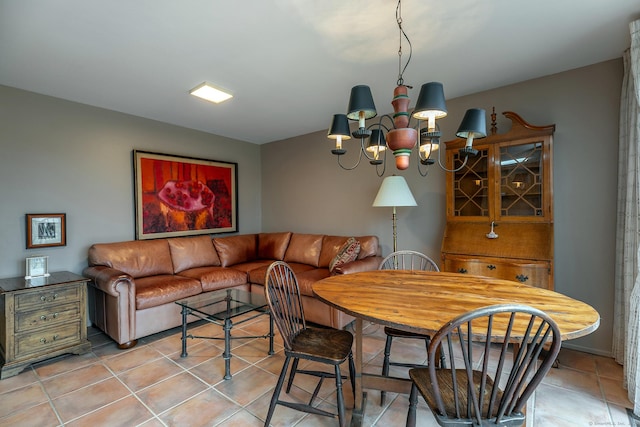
[175,288,274,380]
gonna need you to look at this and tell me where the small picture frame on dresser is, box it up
[25,255,49,279]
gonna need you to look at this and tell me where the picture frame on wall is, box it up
[25,255,49,279]
[133,150,238,240]
[26,213,66,249]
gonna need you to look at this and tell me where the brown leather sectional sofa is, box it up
[83,232,382,348]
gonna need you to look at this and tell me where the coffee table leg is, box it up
[223,317,232,380]
[180,306,188,358]
[268,311,274,355]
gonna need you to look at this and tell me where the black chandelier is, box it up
[327,0,487,177]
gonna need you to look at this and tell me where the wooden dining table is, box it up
[312,270,600,427]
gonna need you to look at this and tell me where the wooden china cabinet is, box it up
[441,111,555,290]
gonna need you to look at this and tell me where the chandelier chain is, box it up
[396,0,412,88]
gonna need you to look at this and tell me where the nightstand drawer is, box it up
[15,302,81,333]
[15,284,80,310]
[15,321,82,359]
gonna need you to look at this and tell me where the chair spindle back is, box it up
[265,261,306,351]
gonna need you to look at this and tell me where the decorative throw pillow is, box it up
[329,237,361,274]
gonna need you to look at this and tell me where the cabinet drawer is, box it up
[444,256,551,289]
[15,284,80,310]
[15,302,81,333]
[15,321,82,359]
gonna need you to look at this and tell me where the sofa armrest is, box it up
[83,266,134,297]
[83,265,137,346]
[333,256,383,275]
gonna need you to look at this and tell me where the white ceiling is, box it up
[1,0,638,144]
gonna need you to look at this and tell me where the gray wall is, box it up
[0,59,621,356]
[0,85,262,278]
[261,59,622,356]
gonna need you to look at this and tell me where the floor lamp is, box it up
[372,175,417,252]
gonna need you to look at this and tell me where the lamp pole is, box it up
[391,206,398,253]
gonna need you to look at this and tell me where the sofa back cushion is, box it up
[356,235,381,259]
[258,232,292,260]
[213,234,258,267]
[88,239,173,278]
[319,236,351,267]
[284,233,323,267]
[168,235,221,273]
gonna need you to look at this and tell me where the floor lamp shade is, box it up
[372,176,417,207]
[373,176,417,252]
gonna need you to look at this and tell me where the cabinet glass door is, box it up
[499,141,543,217]
[453,148,489,217]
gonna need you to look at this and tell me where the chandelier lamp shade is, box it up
[327,1,487,177]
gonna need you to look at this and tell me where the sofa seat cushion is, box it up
[178,267,247,292]
[296,268,331,296]
[230,260,273,276]
[135,275,202,310]
[248,262,315,287]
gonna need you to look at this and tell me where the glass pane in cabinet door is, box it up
[453,149,489,217]
[500,142,543,216]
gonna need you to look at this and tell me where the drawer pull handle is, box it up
[487,265,496,270]
[40,293,58,302]
[39,335,59,344]
[516,274,529,283]
[39,313,59,321]
[458,268,468,274]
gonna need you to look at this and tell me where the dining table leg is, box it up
[350,317,365,427]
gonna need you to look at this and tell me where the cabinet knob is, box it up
[458,268,468,274]
[516,274,529,283]
[487,265,496,270]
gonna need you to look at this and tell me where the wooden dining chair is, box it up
[263,261,355,427]
[406,303,561,427]
[379,250,440,406]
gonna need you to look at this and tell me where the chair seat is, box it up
[290,327,354,363]
[384,326,430,339]
[410,368,510,421]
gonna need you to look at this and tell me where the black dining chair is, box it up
[379,250,441,406]
[263,261,355,427]
[406,303,561,427]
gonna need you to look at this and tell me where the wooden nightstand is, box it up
[0,271,91,379]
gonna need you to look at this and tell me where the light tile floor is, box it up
[0,314,633,426]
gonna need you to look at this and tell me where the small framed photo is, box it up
[26,213,66,249]
[25,255,49,279]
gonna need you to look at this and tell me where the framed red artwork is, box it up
[133,150,238,239]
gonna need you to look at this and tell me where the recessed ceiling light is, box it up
[189,82,233,104]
